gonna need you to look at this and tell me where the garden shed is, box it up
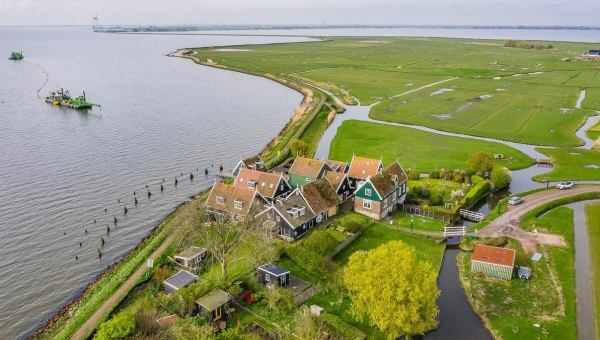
[163,270,199,294]
[196,288,231,323]
[174,246,207,269]
[257,263,290,287]
[471,244,515,280]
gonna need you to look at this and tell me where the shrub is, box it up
[429,194,443,206]
[408,170,420,180]
[95,307,137,340]
[460,180,491,206]
[471,175,484,185]
[491,166,512,189]
[412,186,423,196]
[547,44,553,49]
[284,246,336,279]
[406,192,419,204]
[453,173,463,183]
[421,188,431,198]
[303,230,339,256]
[339,214,371,233]
[429,170,440,179]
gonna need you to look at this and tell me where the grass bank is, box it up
[459,207,577,339]
[585,202,600,340]
[533,147,600,181]
[329,120,534,171]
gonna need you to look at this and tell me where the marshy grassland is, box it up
[585,202,600,340]
[191,37,600,149]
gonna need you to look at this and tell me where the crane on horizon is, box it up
[92,13,99,32]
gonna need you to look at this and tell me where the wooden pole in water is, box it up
[147,189,151,198]
[100,236,105,247]
[160,183,164,192]
[113,215,117,224]
[205,168,208,175]
[123,204,128,214]
[97,247,102,258]
[190,172,194,181]
[174,177,178,185]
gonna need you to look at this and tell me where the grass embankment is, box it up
[329,120,534,171]
[298,105,334,158]
[301,223,445,339]
[192,37,600,147]
[459,207,577,339]
[533,147,600,181]
[585,202,600,340]
[33,198,202,340]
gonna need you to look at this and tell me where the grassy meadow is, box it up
[329,120,534,171]
[460,207,577,339]
[192,37,600,147]
[532,147,600,181]
[585,202,600,340]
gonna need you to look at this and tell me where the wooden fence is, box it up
[398,204,451,222]
[329,231,361,259]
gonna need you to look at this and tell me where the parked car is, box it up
[556,181,574,190]
[508,196,524,205]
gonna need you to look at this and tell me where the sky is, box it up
[0,0,599,26]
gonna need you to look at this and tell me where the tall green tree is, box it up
[344,241,439,339]
[466,151,494,175]
[291,139,309,157]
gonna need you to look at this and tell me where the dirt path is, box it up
[478,185,600,253]
[71,224,185,340]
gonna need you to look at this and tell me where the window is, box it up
[276,216,280,222]
[280,184,284,190]
[238,178,244,183]
[393,191,397,200]
[265,273,271,281]
[298,207,305,216]
[365,188,372,196]
[216,196,225,205]
[247,181,256,189]
[362,170,366,175]
[237,215,244,221]
[316,214,322,222]
[383,198,387,208]
[234,200,243,210]
[363,200,372,209]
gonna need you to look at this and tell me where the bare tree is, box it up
[197,208,273,283]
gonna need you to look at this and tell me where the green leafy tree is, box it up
[291,139,309,157]
[490,166,512,189]
[159,281,214,317]
[264,286,296,313]
[303,230,339,256]
[466,151,494,175]
[95,308,137,340]
[344,241,439,339]
[169,318,215,340]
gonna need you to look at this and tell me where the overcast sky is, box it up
[0,0,598,26]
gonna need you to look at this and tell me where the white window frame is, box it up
[365,188,372,196]
[316,214,322,223]
[363,200,372,209]
[265,273,270,281]
[234,201,243,210]
[383,198,388,208]
[216,196,225,205]
[276,216,280,222]
[237,215,244,221]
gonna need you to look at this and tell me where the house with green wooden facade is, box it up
[288,157,332,188]
[353,161,408,220]
[471,244,515,280]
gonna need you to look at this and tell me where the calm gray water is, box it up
[0,27,312,339]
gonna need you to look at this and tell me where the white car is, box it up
[556,181,574,190]
[507,197,524,205]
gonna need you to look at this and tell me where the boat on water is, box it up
[44,89,101,109]
[9,52,24,60]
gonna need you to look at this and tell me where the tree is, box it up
[547,44,554,49]
[344,241,439,339]
[490,166,512,189]
[290,139,309,157]
[292,306,330,340]
[159,281,214,317]
[197,208,270,283]
[466,151,494,175]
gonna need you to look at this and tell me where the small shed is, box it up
[471,244,515,280]
[163,270,199,294]
[196,288,230,323]
[258,263,290,287]
[175,246,207,268]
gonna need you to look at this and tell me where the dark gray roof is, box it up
[272,194,316,228]
[259,263,289,276]
[164,270,199,289]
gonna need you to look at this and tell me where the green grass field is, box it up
[585,202,600,340]
[533,147,600,181]
[460,207,576,339]
[329,120,534,172]
[192,37,600,147]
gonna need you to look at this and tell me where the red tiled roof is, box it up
[206,182,257,216]
[472,244,515,267]
[324,171,346,191]
[235,168,285,198]
[289,157,328,178]
[324,159,348,173]
[348,156,382,180]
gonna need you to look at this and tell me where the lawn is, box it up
[459,207,576,339]
[585,202,600,340]
[388,210,448,232]
[408,178,464,203]
[191,37,600,148]
[329,120,534,172]
[532,147,600,181]
[302,223,445,339]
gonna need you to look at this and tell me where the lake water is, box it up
[0,27,311,339]
[1,26,597,339]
